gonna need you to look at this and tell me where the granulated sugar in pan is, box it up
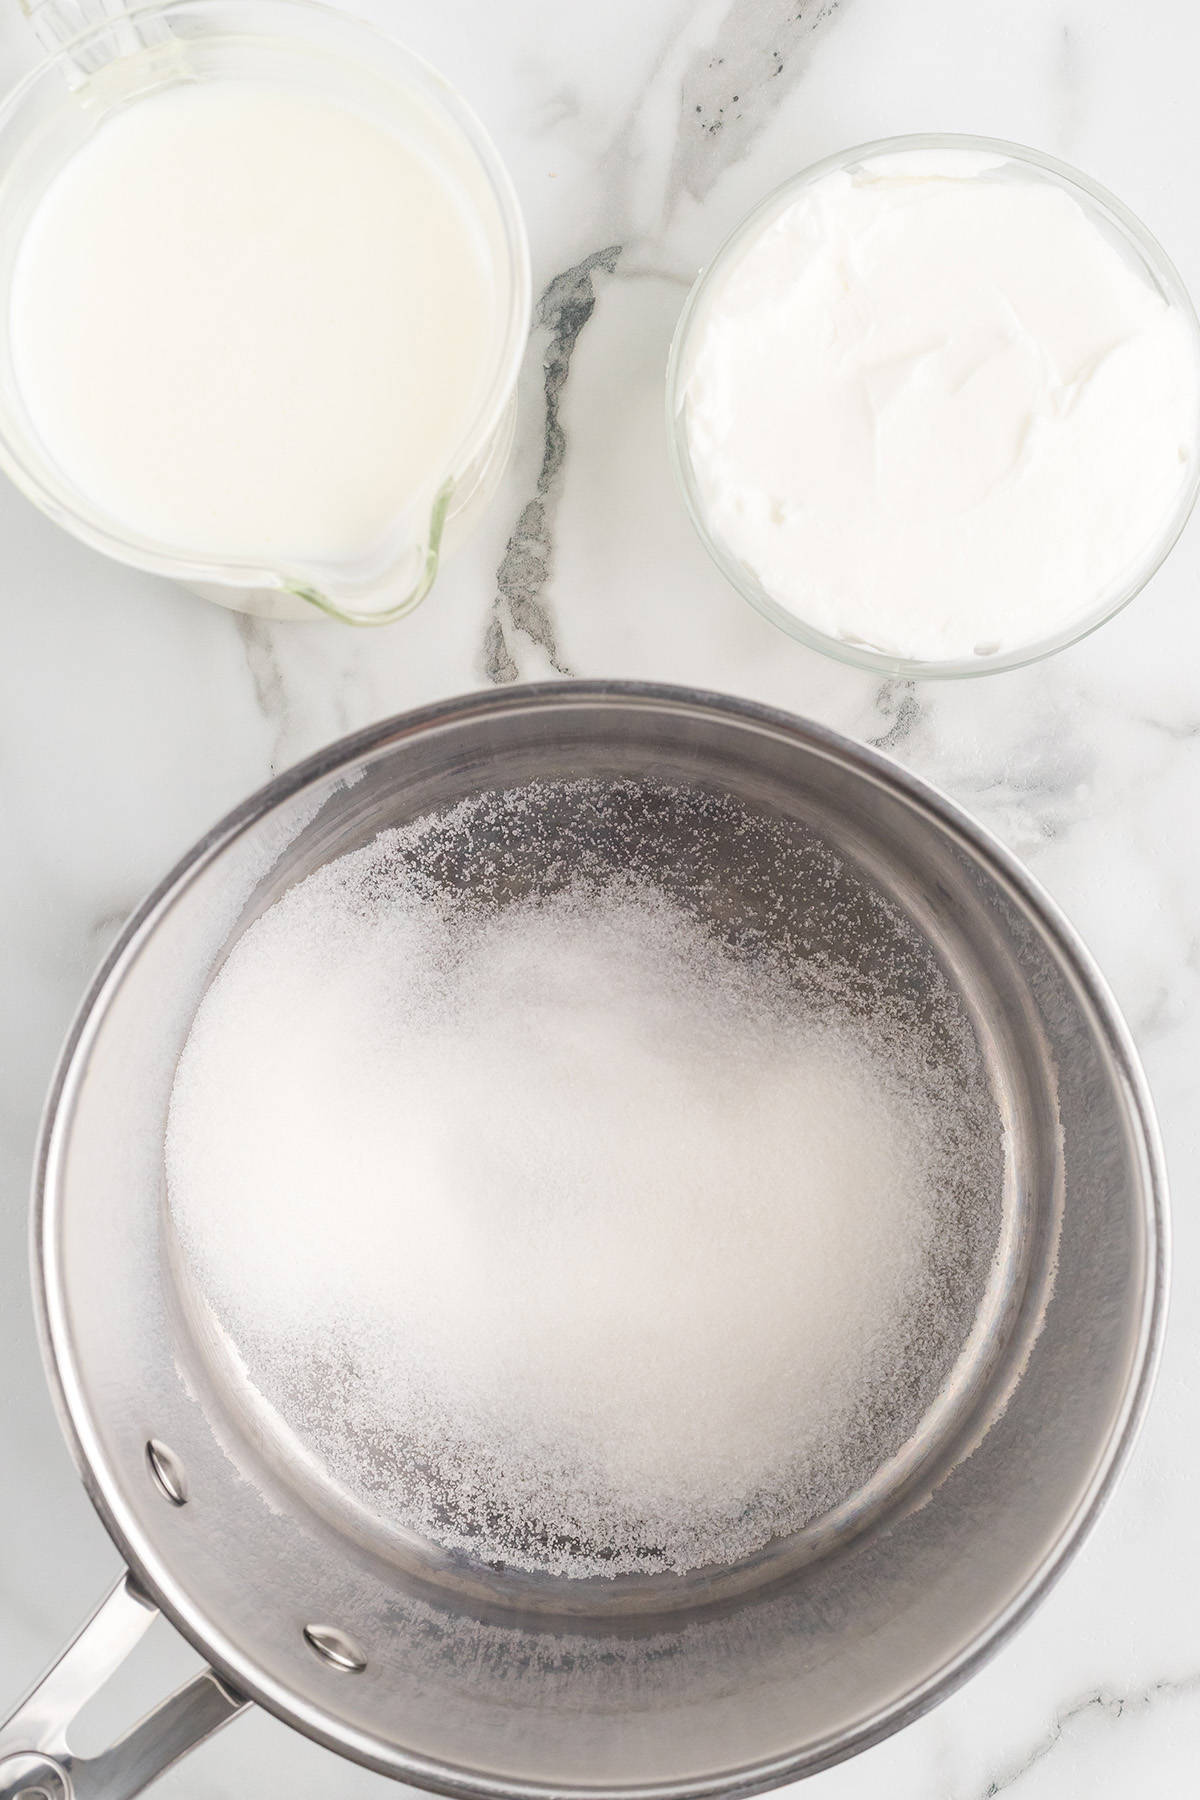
[166,780,1003,1579]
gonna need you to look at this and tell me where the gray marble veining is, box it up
[487,245,621,681]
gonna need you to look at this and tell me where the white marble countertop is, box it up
[2,1,1198,1795]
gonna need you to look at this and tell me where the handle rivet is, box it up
[145,1439,188,1506]
[303,1625,367,1673]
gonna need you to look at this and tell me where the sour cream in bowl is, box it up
[668,135,1200,676]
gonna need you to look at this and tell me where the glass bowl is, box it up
[666,133,1200,679]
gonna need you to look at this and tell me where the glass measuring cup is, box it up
[0,0,531,622]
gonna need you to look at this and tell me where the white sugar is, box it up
[166,782,1001,1578]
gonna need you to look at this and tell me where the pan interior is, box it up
[160,768,1018,1619]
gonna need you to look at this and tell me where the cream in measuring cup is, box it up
[0,6,529,622]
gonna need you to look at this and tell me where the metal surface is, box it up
[5,682,1168,1799]
[0,1574,246,1800]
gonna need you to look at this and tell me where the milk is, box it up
[8,80,499,572]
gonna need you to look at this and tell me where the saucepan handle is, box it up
[0,1572,247,1800]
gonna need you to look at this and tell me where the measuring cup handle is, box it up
[0,1571,248,1800]
[17,0,156,71]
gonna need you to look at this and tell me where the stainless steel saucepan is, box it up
[0,682,1167,1800]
